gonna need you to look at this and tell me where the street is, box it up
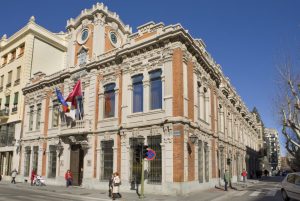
[0,177,285,201]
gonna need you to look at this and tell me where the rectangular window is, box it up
[52,100,59,128]
[24,147,31,176]
[149,70,162,110]
[32,146,39,171]
[48,145,57,178]
[19,45,25,57]
[0,75,4,88]
[104,83,115,118]
[11,50,16,61]
[13,92,18,106]
[5,95,10,107]
[2,55,7,65]
[198,140,203,183]
[15,66,21,86]
[36,104,41,130]
[132,74,143,113]
[147,135,162,184]
[7,71,12,86]
[204,143,209,182]
[100,140,113,180]
[29,106,34,131]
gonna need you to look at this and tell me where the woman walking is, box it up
[65,169,73,187]
[112,172,121,200]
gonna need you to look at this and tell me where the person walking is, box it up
[241,169,247,183]
[112,172,121,200]
[224,169,229,191]
[30,168,36,186]
[11,169,18,184]
[65,170,73,187]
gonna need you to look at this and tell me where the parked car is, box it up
[281,172,300,201]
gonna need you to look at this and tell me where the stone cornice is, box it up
[0,21,67,52]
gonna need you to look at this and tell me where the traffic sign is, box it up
[146,148,156,160]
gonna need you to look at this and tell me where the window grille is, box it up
[100,140,114,181]
[48,145,57,178]
[32,146,39,171]
[147,135,162,184]
[5,152,13,175]
[129,138,144,184]
[104,83,116,118]
[198,140,203,183]
[204,143,209,182]
[24,147,31,176]
[132,74,143,113]
[149,70,162,110]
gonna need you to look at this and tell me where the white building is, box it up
[0,16,67,180]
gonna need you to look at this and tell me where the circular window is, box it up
[77,28,89,44]
[81,29,89,41]
[109,32,118,45]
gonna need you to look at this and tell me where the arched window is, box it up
[149,69,162,110]
[104,83,116,118]
[132,74,143,113]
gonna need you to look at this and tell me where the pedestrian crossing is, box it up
[211,188,279,201]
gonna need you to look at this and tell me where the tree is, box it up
[276,57,300,159]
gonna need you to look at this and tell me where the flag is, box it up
[66,80,82,108]
[55,88,69,112]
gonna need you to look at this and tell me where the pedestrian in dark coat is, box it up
[224,169,229,191]
[11,169,18,184]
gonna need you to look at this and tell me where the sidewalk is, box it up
[0,181,174,201]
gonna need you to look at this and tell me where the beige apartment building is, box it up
[19,3,263,194]
[0,16,67,180]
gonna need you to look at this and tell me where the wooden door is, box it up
[70,145,84,186]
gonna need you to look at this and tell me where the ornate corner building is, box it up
[2,3,264,194]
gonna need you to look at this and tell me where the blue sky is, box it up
[1,0,299,155]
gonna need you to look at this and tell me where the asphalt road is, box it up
[0,176,287,201]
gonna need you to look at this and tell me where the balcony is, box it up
[0,108,9,120]
[6,83,11,88]
[60,119,91,136]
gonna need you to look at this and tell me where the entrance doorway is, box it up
[70,144,84,186]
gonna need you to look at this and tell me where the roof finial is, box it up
[1,34,7,40]
[29,16,35,23]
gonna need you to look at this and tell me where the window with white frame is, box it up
[29,106,34,131]
[24,147,31,176]
[149,70,162,110]
[104,83,116,118]
[36,104,41,130]
[218,104,225,133]
[32,146,39,171]
[132,74,143,113]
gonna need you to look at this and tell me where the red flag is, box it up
[66,80,82,108]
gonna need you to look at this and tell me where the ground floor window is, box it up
[24,147,31,176]
[48,145,57,178]
[5,152,12,175]
[147,135,162,184]
[100,140,114,180]
[32,146,39,171]
[198,140,203,183]
[204,143,209,182]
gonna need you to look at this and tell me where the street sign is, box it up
[146,148,156,161]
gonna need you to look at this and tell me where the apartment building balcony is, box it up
[14,79,20,86]
[60,119,92,136]
[0,108,9,120]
